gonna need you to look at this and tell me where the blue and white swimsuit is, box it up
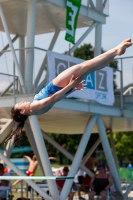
[33,81,73,115]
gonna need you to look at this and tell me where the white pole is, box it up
[60,115,97,200]
[29,115,60,200]
[97,115,123,198]
[25,0,37,93]
[19,36,25,79]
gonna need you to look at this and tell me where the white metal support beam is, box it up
[34,29,60,87]
[25,120,45,175]
[0,3,26,93]
[2,122,17,160]
[60,115,97,200]
[29,115,60,200]
[0,119,13,144]
[124,182,133,200]
[97,115,123,199]
[0,153,51,200]
[94,22,102,56]
[89,0,95,9]
[70,22,97,54]
[19,36,25,79]
[94,0,102,56]
[0,34,18,56]
[96,0,103,12]
[103,0,107,10]
[3,135,15,159]
[43,131,94,177]
[82,137,101,164]
[109,129,119,173]
[25,0,37,93]
[34,79,47,94]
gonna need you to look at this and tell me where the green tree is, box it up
[45,133,101,165]
[74,43,94,60]
[113,132,133,166]
[45,133,82,164]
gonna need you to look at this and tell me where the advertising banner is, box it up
[47,51,114,106]
[65,0,82,44]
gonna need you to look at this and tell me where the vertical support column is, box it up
[0,3,26,93]
[60,115,97,200]
[29,115,60,200]
[13,62,16,95]
[25,0,36,93]
[19,36,25,94]
[94,23,102,56]
[19,36,25,79]
[96,0,103,11]
[94,0,102,57]
[97,115,122,195]
[120,58,124,110]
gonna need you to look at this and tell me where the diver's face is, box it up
[14,101,31,115]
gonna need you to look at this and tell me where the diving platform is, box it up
[0,94,133,134]
[0,0,107,35]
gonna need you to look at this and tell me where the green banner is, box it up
[65,0,82,44]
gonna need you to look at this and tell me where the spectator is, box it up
[127,162,133,169]
[76,155,85,185]
[105,165,111,175]
[76,169,84,185]
[78,173,92,200]
[89,165,113,200]
[12,155,55,187]
[105,165,116,198]
[12,154,38,187]
[56,166,75,200]
[85,157,99,173]
[0,163,11,200]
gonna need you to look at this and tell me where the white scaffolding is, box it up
[0,0,132,200]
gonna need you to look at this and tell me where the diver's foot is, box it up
[116,38,132,55]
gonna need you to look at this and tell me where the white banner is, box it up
[47,51,114,106]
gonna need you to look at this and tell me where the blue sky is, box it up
[0,0,133,88]
[34,0,133,88]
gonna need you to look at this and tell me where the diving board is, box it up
[0,176,74,180]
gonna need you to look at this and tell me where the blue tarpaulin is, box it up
[0,146,32,153]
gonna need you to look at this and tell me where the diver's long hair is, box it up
[4,107,28,145]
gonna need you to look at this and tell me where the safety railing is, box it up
[0,72,19,96]
[0,47,47,97]
[82,0,109,16]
